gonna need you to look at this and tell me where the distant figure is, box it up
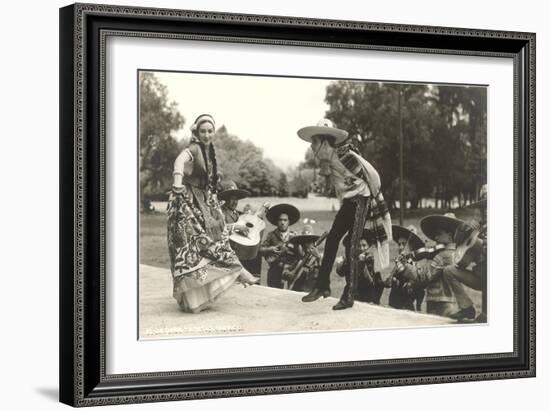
[243,203,253,214]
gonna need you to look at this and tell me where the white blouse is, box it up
[172,148,194,187]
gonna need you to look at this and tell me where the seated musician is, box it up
[218,179,250,230]
[282,225,322,292]
[442,185,487,323]
[336,231,384,305]
[384,225,426,311]
[218,180,263,277]
[418,213,463,317]
[259,204,300,289]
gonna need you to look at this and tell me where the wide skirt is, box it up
[172,262,242,313]
[167,186,245,313]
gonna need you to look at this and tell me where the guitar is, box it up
[286,231,329,290]
[454,223,486,269]
[229,203,269,261]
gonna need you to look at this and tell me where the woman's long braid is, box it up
[207,141,225,240]
[208,142,219,194]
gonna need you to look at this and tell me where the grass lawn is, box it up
[141,195,482,315]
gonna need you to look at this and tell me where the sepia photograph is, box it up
[138,70,488,339]
[57,3,535,405]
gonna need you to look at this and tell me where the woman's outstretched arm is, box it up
[172,149,192,187]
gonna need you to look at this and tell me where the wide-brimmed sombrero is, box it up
[297,118,349,144]
[265,203,300,226]
[217,180,250,201]
[420,213,464,242]
[289,224,320,245]
[392,224,425,250]
[466,184,487,209]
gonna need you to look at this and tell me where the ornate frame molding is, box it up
[60,3,535,407]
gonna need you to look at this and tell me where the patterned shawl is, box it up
[336,143,393,268]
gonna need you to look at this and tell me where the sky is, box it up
[154,71,332,170]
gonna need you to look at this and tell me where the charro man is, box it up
[296,119,392,310]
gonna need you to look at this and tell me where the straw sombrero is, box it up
[297,118,349,144]
[265,203,300,226]
[217,180,250,201]
[289,224,320,246]
[392,224,425,250]
[420,213,464,242]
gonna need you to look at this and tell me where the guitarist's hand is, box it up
[282,270,295,282]
[269,246,282,256]
[468,219,481,231]
[233,224,250,236]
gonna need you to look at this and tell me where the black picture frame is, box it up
[59,3,536,407]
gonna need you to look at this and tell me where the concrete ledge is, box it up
[139,264,453,338]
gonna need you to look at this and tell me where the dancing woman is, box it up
[167,114,257,313]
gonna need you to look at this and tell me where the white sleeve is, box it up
[173,149,193,176]
[172,149,193,186]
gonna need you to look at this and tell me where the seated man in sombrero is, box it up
[442,184,488,322]
[259,203,300,289]
[296,119,392,310]
[384,224,427,311]
[336,230,385,305]
[218,179,263,277]
[218,179,251,231]
[282,224,324,293]
[418,213,465,318]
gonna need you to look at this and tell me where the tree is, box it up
[322,80,487,209]
[212,126,285,196]
[139,73,184,207]
[278,173,289,197]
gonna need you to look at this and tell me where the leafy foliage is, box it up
[323,81,487,209]
[139,73,185,206]
[213,126,285,196]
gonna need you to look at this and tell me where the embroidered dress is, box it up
[167,138,247,313]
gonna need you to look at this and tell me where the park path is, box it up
[139,264,452,338]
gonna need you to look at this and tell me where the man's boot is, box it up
[333,283,354,310]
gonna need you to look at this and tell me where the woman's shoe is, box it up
[238,270,260,287]
[301,288,331,302]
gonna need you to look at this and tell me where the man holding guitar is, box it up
[259,203,300,289]
[219,180,250,228]
[218,180,264,277]
[283,226,328,292]
[419,213,464,317]
[442,185,488,323]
